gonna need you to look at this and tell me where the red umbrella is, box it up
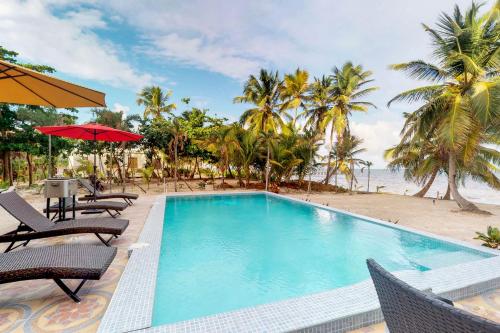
[35,123,143,142]
[36,123,143,200]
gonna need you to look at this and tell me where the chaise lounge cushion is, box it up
[0,244,117,283]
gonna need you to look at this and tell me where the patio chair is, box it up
[43,197,129,219]
[366,259,500,333]
[0,192,129,252]
[78,179,139,205]
[0,244,116,302]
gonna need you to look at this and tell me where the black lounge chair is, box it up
[0,192,129,252]
[78,179,138,206]
[367,259,500,333]
[43,198,129,220]
[0,244,116,302]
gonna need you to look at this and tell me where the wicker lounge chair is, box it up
[0,192,129,252]
[43,198,129,219]
[0,244,116,302]
[367,259,500,333]
[78,179,138,205]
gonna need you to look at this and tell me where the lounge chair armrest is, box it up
[435,295,454,306]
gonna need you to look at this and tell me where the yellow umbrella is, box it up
[0,59,106,107]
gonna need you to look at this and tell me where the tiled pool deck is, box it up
[0,192,498,332]
[99,192,500,333]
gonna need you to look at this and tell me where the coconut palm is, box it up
[359,160,373,192]
[388,1,500,212]
[198,125,240,188]
[328,134,366,192]
[281,68,310,125]
[234,129,262,187]
[234,69,285,190]
[321,63,378,184]
[166,118,187,192]
[304,75,333,133]
[137,86,177,120]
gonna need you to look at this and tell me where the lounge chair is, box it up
[367,259,500,333]
[0,192,129,252]
[78,179,138,205]
[43,197,129,220]
[0,244,116,302]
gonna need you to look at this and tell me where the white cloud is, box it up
[148,33,263,80]
[112,103,130,115]
[350,120,403,168]
[0,0,157,90]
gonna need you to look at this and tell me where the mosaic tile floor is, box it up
[0,193,497,333]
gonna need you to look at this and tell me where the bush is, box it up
[474,226,500,249]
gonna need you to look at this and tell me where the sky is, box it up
[0,0,491,168]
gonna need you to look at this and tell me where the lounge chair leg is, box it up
[105,209,119,218]
[94,233,113,246]
[53,279,86,302]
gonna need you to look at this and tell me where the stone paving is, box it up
[0,191,497,333]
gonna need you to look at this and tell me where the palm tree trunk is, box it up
[448,151,483,212]
[349,161,354,192]
[324,125,335,184]
[26,153,33,186]
[2,151,13,186]
[367,166,370,192]
[265,142,270,191]
[413,168,438,197]
[307,147,313,194]
[443,183,451,200]
[245,165,250,188]
[174,139,178,192]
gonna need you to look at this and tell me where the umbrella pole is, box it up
[110,143,113,193]
[93,130,97,201]
[48,134,52,178]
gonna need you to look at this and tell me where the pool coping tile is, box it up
[98,191,500,333]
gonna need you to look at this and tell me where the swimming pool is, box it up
[152,193,493,326]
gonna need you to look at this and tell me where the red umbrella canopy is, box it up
[35,123,143,142]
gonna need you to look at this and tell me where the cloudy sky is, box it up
[0,0,490,167]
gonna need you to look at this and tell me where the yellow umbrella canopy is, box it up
[0,59,106,108]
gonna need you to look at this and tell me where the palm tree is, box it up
[329,134,366,192]
[295,128,323,193]
[321,63,378,184]
[137,86,176,120]
[234,129,261,187]
[234,69,285,190]
[388,2,499,212]
[281,68,309,125]
[305,75,333,133]
[166,118,187,192]
[360,160,373,192]
[198,126,240,188]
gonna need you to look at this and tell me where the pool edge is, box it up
[98,191,500,333]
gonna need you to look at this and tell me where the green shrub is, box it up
[474,226,500,249]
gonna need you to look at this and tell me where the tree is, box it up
[198,125,240,187]
[167,118,188,192]
[137,86,176,120]
[234,69,286,190]
[388,1,499,212]
[281,68,309,125]
[321,62,378,184]
[360,160,373,192]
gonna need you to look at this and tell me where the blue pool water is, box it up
[153,194,492,325]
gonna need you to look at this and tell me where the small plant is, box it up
[474,226,500,249]
[139,166,155,190]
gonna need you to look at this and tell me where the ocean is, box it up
[310,169,500,206]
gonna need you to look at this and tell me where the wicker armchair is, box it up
[367,259,500,333]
